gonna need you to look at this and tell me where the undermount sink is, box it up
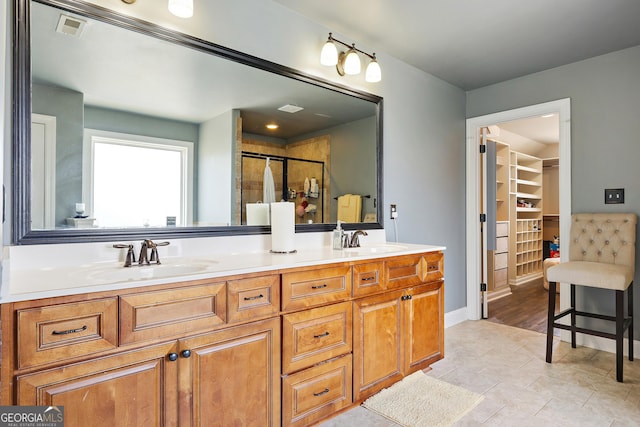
[81,259,219,283]
[342,243,408,254]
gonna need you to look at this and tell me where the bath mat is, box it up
[362,370,484,427]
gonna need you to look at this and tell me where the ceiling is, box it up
[32,2,376,139]
[273,0,640,90]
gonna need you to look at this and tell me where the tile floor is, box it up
[319,320,640,426]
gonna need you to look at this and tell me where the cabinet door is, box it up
[352,289,404,402]
[178,317,280,427]
[403,281,444,373]
[16,341,179,427]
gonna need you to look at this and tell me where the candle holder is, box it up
[74,203,88,218]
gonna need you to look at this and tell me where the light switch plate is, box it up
[604,188,624,204]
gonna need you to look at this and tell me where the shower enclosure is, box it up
[241,152,325,224]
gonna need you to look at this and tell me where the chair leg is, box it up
[546,281,557,363]
[570,284,577,348]
[629,282,634,362]
[616,289,624,382]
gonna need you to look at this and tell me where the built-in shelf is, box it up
[511,151,543,285]
[517,164,540,174]
[516,192,542,200]
[516,179,540,187]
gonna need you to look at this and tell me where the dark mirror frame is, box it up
[12,0,383,245]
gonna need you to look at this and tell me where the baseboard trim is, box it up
[560,329,640,358]
[444,307,468,329]
[448,306,639,356]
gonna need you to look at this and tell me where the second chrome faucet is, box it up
[113,239,170,267]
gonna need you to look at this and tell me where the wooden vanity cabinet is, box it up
[2,250,444,427]
[353,253,444,402]
[3,278,280,427]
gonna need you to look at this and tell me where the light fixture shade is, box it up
[320,40,338,66]
[168,0,193,18]
[365,58,382,83]
[343,49,361,75]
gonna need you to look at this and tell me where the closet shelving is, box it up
[488,141,511,298]
[510,151,543,285]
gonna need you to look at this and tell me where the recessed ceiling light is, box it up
[278,104,304,113]
[541,113,555,118]
[266,123,279,130]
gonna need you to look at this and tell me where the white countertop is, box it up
[1,230,445,303]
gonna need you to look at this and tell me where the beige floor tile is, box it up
[319,320,640,426]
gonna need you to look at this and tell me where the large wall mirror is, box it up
[12,0,383,244]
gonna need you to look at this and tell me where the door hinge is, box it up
[479,213,486,223]
[479,144,486,153]
[480,283,487,292]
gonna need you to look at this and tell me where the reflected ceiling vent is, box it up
[56,15,86,37]
[277,104,304,114]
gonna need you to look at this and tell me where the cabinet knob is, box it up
[167,353,179,362]
[181,349,192,358]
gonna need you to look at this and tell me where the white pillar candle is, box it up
[75,203,85,213]
[270,202,296,253]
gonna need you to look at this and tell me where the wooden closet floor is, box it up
[486,278,559,334]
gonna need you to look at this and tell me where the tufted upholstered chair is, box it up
[546,213,636,382]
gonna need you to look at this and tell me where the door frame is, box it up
[465,99,572,321]
[31,113,57,229]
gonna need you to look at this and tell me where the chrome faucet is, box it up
[113,240,170,267]
[346,230,368,248]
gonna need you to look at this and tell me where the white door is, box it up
[31,114,56,229]
[479,127,489,318]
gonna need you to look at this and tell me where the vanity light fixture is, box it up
[265,123,279,130]
[320,33,381,83]
[168,0,194,18]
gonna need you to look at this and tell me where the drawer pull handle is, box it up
[313,331,330,339]
[52,325,87,335]
[313,388,329,397]
[428,264,438,271]
[311,284,327,289]
[243,294,264,301]
[362,276,376,282]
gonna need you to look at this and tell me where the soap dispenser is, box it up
[333,220,344,250]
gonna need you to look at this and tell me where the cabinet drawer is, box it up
[282,355,352,427]
[494,252,508,270]
[385,255,423,290]
[386,252,444,290]
[496,236,508,253]
[496,221,509,237]
[282,265,351,311]
[227,275,280,323]
[120,281,226,345]
[422,251,444,283]
[494,268,508,287]
[17,298,118,369]
[282,302,352,373]
[352,261,384,297]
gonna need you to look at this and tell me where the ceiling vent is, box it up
[277,104,304,114]
[56,15,86,37]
